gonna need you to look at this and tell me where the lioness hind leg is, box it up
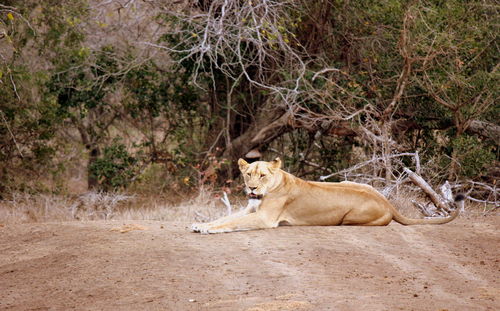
[341,208,391,226]
[360,213,392,226]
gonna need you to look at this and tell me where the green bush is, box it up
[451,135,495,178]
[89,141,139,191]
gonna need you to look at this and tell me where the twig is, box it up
[414,150,421,175]
[0,110,23,158]
[220,191,232,215]
[312,67,341,81]
[412,200,441,217]
[466,196,498,205]
[194,211,209,222]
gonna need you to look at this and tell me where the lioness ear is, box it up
[271,157,281,169]
[238,158,249,171]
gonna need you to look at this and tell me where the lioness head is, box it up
[238,158,282,199]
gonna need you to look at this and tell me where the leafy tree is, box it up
[89,140,138,191]
[0,0,497,198]
[0,2,60,194]
[46,45,121,189]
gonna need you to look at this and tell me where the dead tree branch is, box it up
[403,167,451,213]
[467,120,500,145]
[320,152,419,181]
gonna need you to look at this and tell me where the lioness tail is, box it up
[392,194,464,225]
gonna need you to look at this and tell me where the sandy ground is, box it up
[0,216,499,311]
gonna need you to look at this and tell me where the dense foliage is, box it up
[0,0,497,196]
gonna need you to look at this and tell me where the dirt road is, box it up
[0,217,498,311]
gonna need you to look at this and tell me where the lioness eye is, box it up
[260,174,266,178]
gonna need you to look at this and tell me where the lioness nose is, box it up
[249,186,257,191]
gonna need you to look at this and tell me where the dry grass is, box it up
[0,193,75,223]
[0,188,246,224]
[0,186,496,224]
[117,188,240,222]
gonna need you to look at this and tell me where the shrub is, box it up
[451,135,495,178]
[89,141,139,191]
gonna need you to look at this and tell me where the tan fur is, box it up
[191,158,461,234]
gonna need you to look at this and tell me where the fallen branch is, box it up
[467,120,500,145]
[403,167,451,213]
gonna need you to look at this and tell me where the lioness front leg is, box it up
[196,212,276,234]
[191,199,261,232]
[191,209,247,233]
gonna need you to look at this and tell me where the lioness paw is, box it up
[191,223,207,232]
[202,227,233,234]
[191,223,234,234]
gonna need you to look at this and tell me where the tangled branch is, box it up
[152,0,311,107]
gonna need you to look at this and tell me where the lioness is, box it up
[191,158,463,234]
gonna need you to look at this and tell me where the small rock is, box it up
[188,299,196,303]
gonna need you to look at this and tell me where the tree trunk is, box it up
[87,145,101,190]
[71,115,102,190]
[222,102,292,171]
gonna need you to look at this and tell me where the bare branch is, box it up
[320,153,419,181]
[403,167,451,213]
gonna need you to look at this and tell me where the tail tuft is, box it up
[454,194,465,202]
